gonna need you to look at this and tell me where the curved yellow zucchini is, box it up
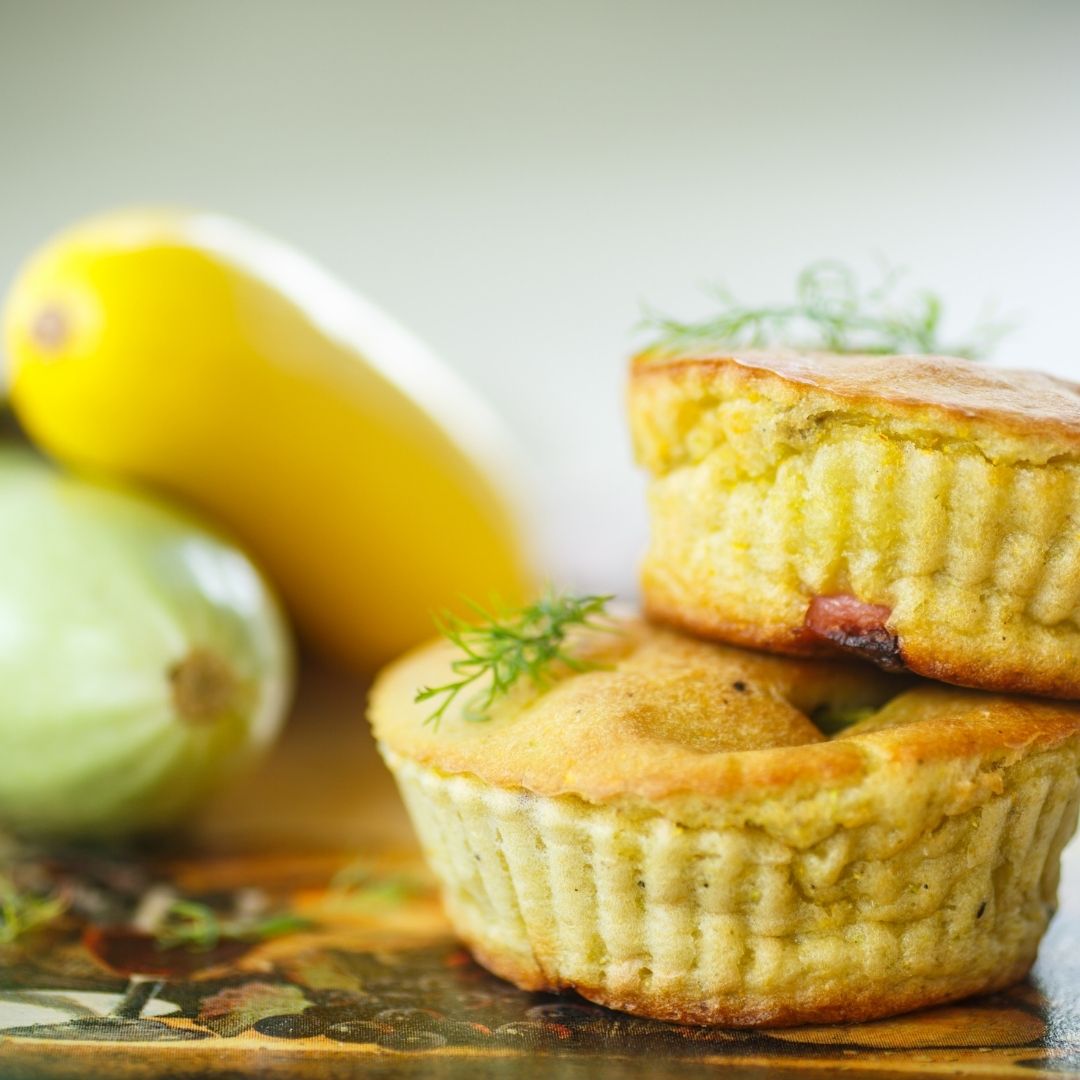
[3,209,534,669]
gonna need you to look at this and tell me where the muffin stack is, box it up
[370,348,1080,1026]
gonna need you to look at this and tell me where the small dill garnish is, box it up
[152,899,311,952]
[642,260,1012,360]
[416,590,616,728]
[0,874,67,945]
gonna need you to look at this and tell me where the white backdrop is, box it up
[1,0,1077,595]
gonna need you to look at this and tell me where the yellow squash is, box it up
[3,209,534,669]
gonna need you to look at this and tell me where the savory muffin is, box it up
[370,617,1080,1026]
[629,348,1080,699]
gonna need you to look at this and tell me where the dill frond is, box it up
[416,590,616,728]
[643,260,1012,360]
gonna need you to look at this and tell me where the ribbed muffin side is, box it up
[636,401,1080,697]
[380,742,1080,1026]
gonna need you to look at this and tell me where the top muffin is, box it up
[629,348,1080,698]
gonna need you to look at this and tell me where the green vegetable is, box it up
[810,703,878,736]
[0,451,293,839]
[643,260,1012,360]
[416,590,615,728]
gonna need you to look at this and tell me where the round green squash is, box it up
[0,451,294,839]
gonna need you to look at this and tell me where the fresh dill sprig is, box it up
[643,260,1012,360]
[0,874,67,945]
[152,899,311,952]
[416,590,616,728]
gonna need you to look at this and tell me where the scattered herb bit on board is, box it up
[0,873,67,945]
[643,260,1012,360]
[152,899,311,952]
[416,590,616,728]
[329,863,427,907]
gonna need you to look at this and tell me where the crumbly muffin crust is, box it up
[370,619,1080,1025]
[372,619,903,810]
[629,348,1080,698]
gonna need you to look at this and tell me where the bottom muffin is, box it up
[369,618,1080,1026]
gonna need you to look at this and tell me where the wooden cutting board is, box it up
[1,664,1078,1079]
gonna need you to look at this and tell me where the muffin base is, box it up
[381,743,1080,1026]
[465,939,1034,1028]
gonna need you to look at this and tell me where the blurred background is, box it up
[1,0,1077,595]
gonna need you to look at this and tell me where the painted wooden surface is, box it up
[1,665,1078,1079]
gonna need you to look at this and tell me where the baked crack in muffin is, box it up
[629,348,1080,698]
[370,618,1080,1025]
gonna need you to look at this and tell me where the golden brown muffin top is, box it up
[632,348,1080,457]
[369,618,1080,808]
